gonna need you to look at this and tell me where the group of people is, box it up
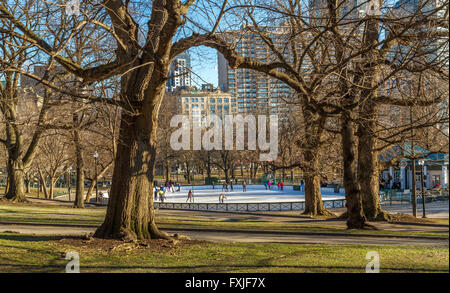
[264,180,284,191]
[218,180,248,192]
[154,181,181,202]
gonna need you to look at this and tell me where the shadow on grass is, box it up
[0,234,82,242]
[0,263,447,273]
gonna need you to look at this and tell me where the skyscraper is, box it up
[167,51,193,92]
[217,26,293,117]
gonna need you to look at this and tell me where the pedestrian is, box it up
[268,180,272,190]
[280,181,284,191]
[177,183,181,192]
[230,181,234,192]
[158,188,164,202]
[300,180,305,192]
[186,189,193,203]
[242,180,247,192]
[219,193,227,203]
[277,182,281,190]
[264,181,268,190]
[212,181,215,189]
[154,187,158,200]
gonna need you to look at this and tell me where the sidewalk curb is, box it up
[0,221,447,240]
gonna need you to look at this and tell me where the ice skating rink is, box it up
[156,184,345,203]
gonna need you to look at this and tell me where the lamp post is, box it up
[418,159,426,218]
[94,151,99,203]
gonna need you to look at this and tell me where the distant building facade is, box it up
[174,88,237,121]
[167,51,193,92]
[217,26,294,119]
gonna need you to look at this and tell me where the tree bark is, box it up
[302,150,333,216]
[4,159,26,202]
[341,114,367,229]
[73,129,85,208]
[94,90,170,240]
[49,177,55,200]
[357,102,391,221]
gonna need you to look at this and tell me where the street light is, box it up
[94,151,99,203]
[418,159,427,218]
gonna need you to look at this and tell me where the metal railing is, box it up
[380,188,449,205]
[154,198,346,212]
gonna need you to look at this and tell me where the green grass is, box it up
[25,187,68,198]
[156,216,449,237]
[0,232,447,273]
[0,202,448,238]
[0,203,105,225]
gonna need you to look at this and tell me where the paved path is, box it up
[20,197,450,235]
[0,223,447,247]
[382,201,449,218]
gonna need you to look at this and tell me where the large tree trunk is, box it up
[302,150,333,216]
[341,114,367,229]
[74,130,85,208]
[300,104,332,216]
[94,92,170,240]
[38,170,49,199]
[4,159,26,202]
[49,178,55,200]
[357,102,391,221]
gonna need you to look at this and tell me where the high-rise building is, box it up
[217,26,293,118]
[167,51,193,92]
[308,0,379,22]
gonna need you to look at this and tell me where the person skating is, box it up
[186,189,193,203]
[219,193,227,203]
[154,186,158,201]
[222,182,228,192]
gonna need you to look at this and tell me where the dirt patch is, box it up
[55,235,208,255]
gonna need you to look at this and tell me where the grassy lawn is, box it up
[0,202,448,238]
[25,188,68,198]
[0,232,447,273]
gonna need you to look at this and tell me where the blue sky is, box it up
[190,46,219,87]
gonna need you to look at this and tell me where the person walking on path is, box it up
[186,189,193,203]
[300,180,305,192]
[177,183,181,192]
[280,181,284,191]
[264,181,268,190]
[268,180,272,190]
[212,181,215,189]
[230,181,234,192]
[219,193,227,203]
[242,180,247,192]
